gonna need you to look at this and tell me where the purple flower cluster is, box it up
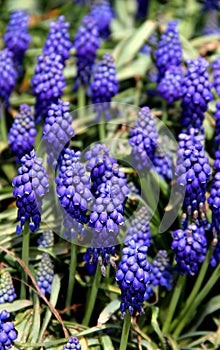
[8,104,37,161]
[150,250,173,290]
[89,0,114,39]
[36,253,54,295]
[181,57,213,130]
[74,15,100,90]
[125,206,151,248]
[31,53,66,123]
[43,100,74,165]
[0,49,17,106]
[129,107,158,171]
[0,272,16,304]
[62,210,87,242]
[153,148,173,182]
[84,246,116,276]
[201,0,220,11]
[0,310,17,350]
[116,239,151,316]
[212,58,220,96]
[4,10,31,73]
[38,229,54,248]
[91,53,119,120]
[172,224,207,275]
[175,128,211,228]
[155,21,182,80]
[63,336,81,350]
[56,149,93,224]
[157,66,183,104]
[12,150,49,234]
[208,153,220,237]
[136,0,149,19]
[43,15,72,63]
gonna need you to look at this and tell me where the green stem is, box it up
[162,100,168,123]
[174,262,220,337]
[99,120,106,141]
[82,267,101,326]
[162,274,186,334]
[78,85,86,119]
[65,244,78,316]
[0,103,8,144]
[20,222,30,299]
[170,245,213,332]
[119,312,131,350]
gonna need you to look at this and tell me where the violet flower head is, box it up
[74,15,100,90]
[84,245,116,276]
[172,223,207,275]
[212,58,220,97]
[155,21,182,80]
[214,102,220,151]
[36,253,54,295]
[8,104,37,161]
[91,53,119,120]
[38,229,54,248]
[31,53,66,123]
[157,66,183,104]
[175,128,211,228]
[0,310,17,350]
[63,336,81,350]
[0,49,17,106]
[43,15,72,63]
[125,206,151,249]
[181,57,213,130]
[150,250,173,290]
[208,151,220,237]
[116,239,151,317]
[200,0,220,11]
[43,100,74,166]
[56,148,93,224]
[136,0,149,19]
[12,150,49,234]
[89,0,114,39]
[129,106,158,171]
[0,272,16,304]
[4,10,31,72]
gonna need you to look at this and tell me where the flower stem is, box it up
[0,103,8,144]
[20,222,30,299]
[162,274,186,333]
[65,243,78,316]
[174,261,220,337]
[119,312,131,350]
[78,85,85,119]
[99,120,106,141]
[82,267,101,326]
[170,245,213,332]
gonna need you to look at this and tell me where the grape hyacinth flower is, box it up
[8,104,37,161]
[175,128,211,228]
[31,53,66,123]
[85,143,110,174]
[43,15,72,63]
[0,310,17,350]
[129,107,158,171]
[12,150,49,234]
[200,0,220,11]
[62,210,88,242]
[84,245,116,276]
[0,272,16,304]
[38,229,54,248]
[36,253,54,295]
[74,15,100,90]
[208,154,220,237]
[116,239,151,316]
[157,66,183,104]
[56,149,93,224]
[0,49,17,106]
[181,57,213,130]
[212,58,220,97]
[89,0,114,39]
[203,9,220,34]
[210,240,220,267]
[154,21,182,80]
[63,336,81,350]
[125,206,151,248]
[150,250,173,290]
[172,223,207,275]
[214,103,220,150]
[91,53,119,120]
[153,135,174,182]
[136,0,149,19]
[4,10,31,74]
[43,100,75,165]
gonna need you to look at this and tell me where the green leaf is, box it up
[190,295,220,330]
[115,20,156,68]
[0,300,32,313]
[28,294,41,343]
[151,307,165,350]
[38,274,61,342]
[97,300,120,326]
[100,335,115,350]
[117,55,151,81]
[15,310,33,343]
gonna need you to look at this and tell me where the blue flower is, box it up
[89,0,114,39]
[38,229,54,248]
[0,310,17,350]
[36,253,54,295]
[63,336,81,350]
[12,150,49,234]
[150,250,173,290]
[8,104,37,161]
[0,272,16,304]
[125,206,151,249]
[212,58,220,96]
[84,246,116,276]
[158,66,183,104]
[0,49,17,106]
